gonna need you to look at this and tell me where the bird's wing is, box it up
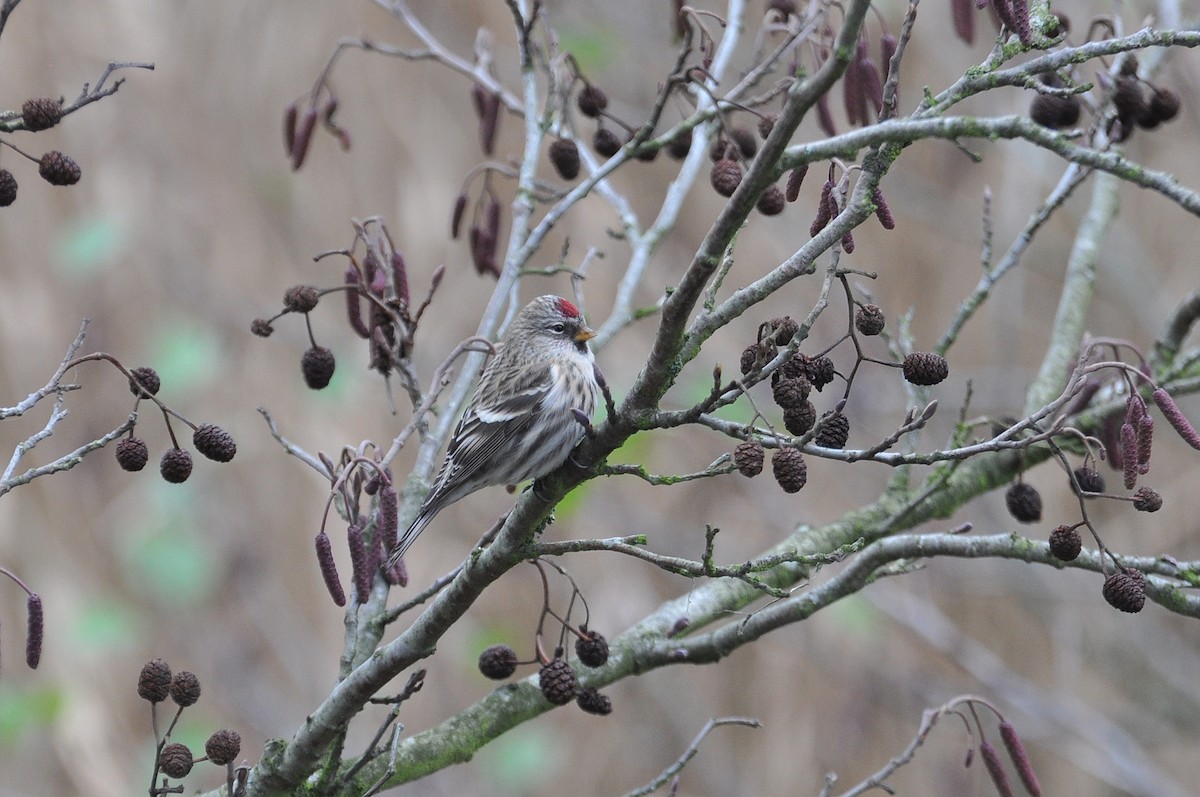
[429,363,553,492]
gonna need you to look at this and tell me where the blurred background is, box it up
[1,1,1199,795]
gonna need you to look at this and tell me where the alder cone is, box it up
[710,159,743,197]
[901,352,948,386]
[733,440,764,477]
[1049,525,1081,561]
[548,138,581,180]
[539,659,577,705]
[771,448,807,493]
[1102,569,1146,613]
[1005,482,1043,523]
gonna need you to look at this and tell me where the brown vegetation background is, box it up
[1,1,1199,795]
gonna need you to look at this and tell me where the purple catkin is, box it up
[485,198,501,241]
[347,519,370,602]
[992,0,1018,34]
[450,193,468,239]
[842,46,867,126]
[391,252,410,307]
[872,186,895,229]
[1009,0,1034,45]
[1152,387,1200,450]
[377,485,399,555]
[859,50,885,117]
[980,741,1017,797]
[283,103,298,157]
[25,593,43,670]
[1136,413,1154,474]
[785,164,808,202]
[290,108,317,171]
[477,90,501,156]
[953,0,975,44]
[1125,394,1145,427]
[1060,376,1100,418]
[816,93,837,137]
[810,180,835,236]
[999,722,1042,796]
[879,33,898,72]
[315,531,346,607]
[345,265,369,338]
[1120,423,1138,489]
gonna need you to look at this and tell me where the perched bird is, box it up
[387,295,600,565]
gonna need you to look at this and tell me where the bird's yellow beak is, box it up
[574,326,597,343]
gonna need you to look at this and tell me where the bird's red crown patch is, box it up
[556,297,581,318]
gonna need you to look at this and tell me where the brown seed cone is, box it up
[283,284,320,313]
[116,437,150,472]
[138,658,172,702]
[769,316,799,345]
[783,400,817,436]
[549,138,581,180]
[193,424,236,462]
[160,742,194,779]
[575,629,609,668]
[539,659,577,705]
[1048,525,1081,561]
[728,126,758,159]
[1132,485,1162,512]
[710,158,743,197]
[478,644,519,680]
[205,729,242,766]
[1137,87,1180,128]
[772,376,811,412]
[129,366,161,398]
[1029,94,1081,129]
[159,448,193,484]
[1112,76,1147,121]
[576,687,613,716]
[38,151,81,185]
[734,440,765,477]
[757,114,777,140]
[170,670,202,707]
[757,184,785,216]
[301,346,336,389]
[250,318,274,337]
[814,413,850,449]
[901,352,949,386]
[855,304,885,336]
[592,127,622,158]
[771,448,807,493]
[739,345,758,376]
[666,127,692,159]
[577,84,609,118]
[21,97,64,131]
[1102,568,1147,613]
[0,168,17,206]
[1005,482,1042,523]
[1072,467,1105,493]
[802,354,836,391]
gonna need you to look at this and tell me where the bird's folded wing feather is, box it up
[433,366,553,486]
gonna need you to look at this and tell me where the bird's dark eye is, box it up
[549,322,566,334]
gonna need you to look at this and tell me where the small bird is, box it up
[387,295,600,565]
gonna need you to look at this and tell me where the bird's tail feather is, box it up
[387,510,436,568]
